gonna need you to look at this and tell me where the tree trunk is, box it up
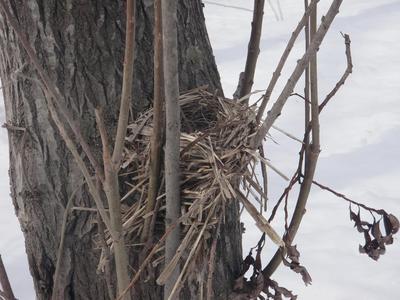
[0,1,242,299]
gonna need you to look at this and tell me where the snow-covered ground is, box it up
[0,1,399,299]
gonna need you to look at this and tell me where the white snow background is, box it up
[0,0,399,299]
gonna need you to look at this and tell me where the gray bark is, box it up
[0,0,241,299]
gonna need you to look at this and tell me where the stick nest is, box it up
[119,87,264,285]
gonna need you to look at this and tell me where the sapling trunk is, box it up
[162,0,181,299]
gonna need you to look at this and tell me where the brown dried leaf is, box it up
[264,278,297,300]
[286,245,300,264]
[371,221,383,241]
[384,214,399,235]
[282,256,312,286]
[255,250,262,272]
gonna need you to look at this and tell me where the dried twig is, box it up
[310,179,385,215]
[319,32,353,112]
[268,173,299,223]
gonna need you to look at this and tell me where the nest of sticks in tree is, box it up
[115,87,282,288]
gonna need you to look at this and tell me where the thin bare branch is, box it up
[319,33,353,112]
[310,2,320,151]
[95,108,130,298]
[238,0,265,99]
[264,1,323,277]
[311,179,385,215]
[112,0,136,167]
[141,0,164,243]
[268,173,299,223]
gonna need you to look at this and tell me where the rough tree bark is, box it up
[0,1,242,299]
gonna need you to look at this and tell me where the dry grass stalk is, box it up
[238,191,284,247]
